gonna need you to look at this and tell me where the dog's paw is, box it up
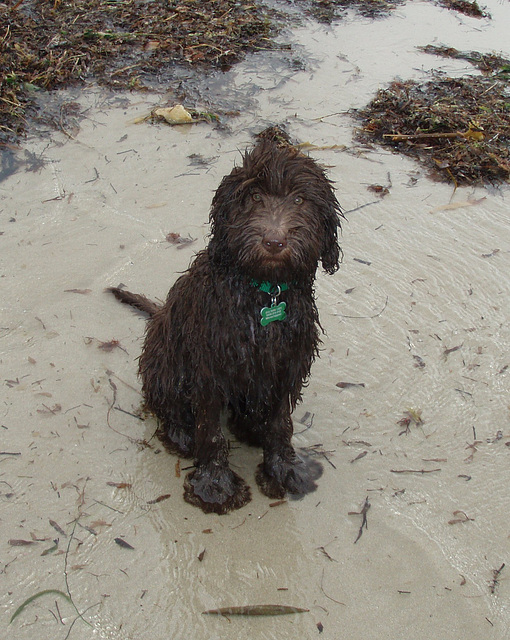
[183,465,251,514]
[255,451,323,500]
[157,423,194,458]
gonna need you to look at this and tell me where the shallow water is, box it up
[1,1,510,638]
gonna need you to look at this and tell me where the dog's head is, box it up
[208,140,343,282]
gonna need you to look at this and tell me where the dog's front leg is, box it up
[183,401,251,514]
[256,398,323,500]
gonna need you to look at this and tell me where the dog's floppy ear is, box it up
[294,152,343,275]
[208,164,248,265]
[209,166,244,227]
[319,184,343,275]
[208,144,262,232]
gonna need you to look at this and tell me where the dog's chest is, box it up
[216,287,318,371]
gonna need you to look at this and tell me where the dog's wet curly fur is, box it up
[108,135,342,514]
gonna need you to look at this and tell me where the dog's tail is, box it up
[107,287,161,317]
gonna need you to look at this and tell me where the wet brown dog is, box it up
[108,136,342,514]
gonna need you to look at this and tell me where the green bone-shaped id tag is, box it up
[260,301,286,326]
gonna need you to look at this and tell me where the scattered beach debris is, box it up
[419,45,509,75]
[430,197,486,213]
[296,0,405,22]
[165,232,197,248]
[202,604,309,616]
[336,381,366,389]
[131,104,221,126]
[114,537,135,550]
[443,343,463,360]
[448,510,475,525]
[2,0,499,143]
[147,494,171,505]
[397,408,423,435]
[153,104,193,125]
[437,0,490,18]
[366,172,392,197]
[10,589,72,625]
[0,0,279,141]
[489,563,505,594]
[84,337,127,353]
[355,73,510,185]
[349,496,370,543]
[390,467,441,474]
[412,354,426,368]
[350,450,368,463]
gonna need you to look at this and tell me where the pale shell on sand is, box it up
[153,104,193,124]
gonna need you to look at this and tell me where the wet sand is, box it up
[2,1,510,638]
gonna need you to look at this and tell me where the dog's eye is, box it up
[294,195,304,205]
[252,193,262,202]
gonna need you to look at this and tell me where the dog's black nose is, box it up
[262,236,287,255]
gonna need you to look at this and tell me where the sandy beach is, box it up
[2,1,510,638]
